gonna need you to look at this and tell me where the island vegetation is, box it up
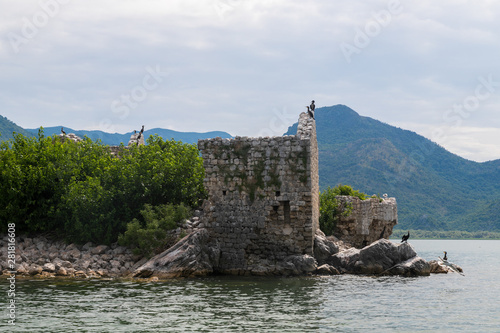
[0,129,206,252]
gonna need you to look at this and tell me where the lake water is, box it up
[1,240,499,332]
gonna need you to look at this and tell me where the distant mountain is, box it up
[0,115,34,141]
[23,127,232,145]
[285,105,500,232]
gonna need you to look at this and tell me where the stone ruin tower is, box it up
[197,112,319,275]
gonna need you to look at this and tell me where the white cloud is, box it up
[0,0,499,161]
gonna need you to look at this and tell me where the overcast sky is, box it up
[1,0,500,162]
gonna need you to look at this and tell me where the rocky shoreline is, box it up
[1,231,463,280]
[0,235,145,279]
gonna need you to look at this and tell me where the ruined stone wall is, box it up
[334,196,398,248]
[197,112,319,275]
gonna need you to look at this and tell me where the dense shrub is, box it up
[118,203,191,257]
[319,184,367,236]
[0,129,206,244]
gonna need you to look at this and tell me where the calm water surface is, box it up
[1,240,499,332]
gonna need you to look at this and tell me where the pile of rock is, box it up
[313,231,431,276]
[0,236,145,279]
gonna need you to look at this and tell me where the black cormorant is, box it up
[310,100,315,111]
[443,251,448,261]
[61,127,66,135]
[401,231,410,243]
[379,226,386,239]
[306,106,315,119]
[136,125,144,145]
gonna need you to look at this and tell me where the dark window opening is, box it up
[222,190,227,196]
[275,191,281,197]
[282,200,290,224]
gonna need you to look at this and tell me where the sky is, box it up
[1,0,500,162]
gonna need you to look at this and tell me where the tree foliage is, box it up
[0,129,206,244]
[118,203,191,257]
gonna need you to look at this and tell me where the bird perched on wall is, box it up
[310,100,315,112]
[443,251,448,261]
[401,231,410,243]
[61,127,66,135]
[306,106,315,119]
[136,125,145,145]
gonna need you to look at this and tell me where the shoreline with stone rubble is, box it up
[0,235,147,279]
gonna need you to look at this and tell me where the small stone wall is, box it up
[197,112,319,275]
[333,196,398,248]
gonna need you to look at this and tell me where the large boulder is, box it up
[326,239,429,276]
[387,256,430,276]
[428,259,463,274]
[278,255,317,276]
[314,231,339,265]
[133,229,220,279]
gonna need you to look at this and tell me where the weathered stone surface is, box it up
[387,256,430,276]
[133,229,220,279]
[428,259,463,274]
[280,254,317,275]
[91,245,109,255]
[326,239,427,276]
[315,264,340,275]
[334,196,398,248]
[197,112,319,275]
[29,264,43,276]
[42,263,56,273]
[314,231,339,265]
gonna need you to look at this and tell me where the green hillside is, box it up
[285,105,500,232]
[0,115,34,141]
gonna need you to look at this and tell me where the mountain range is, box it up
[286,105,500,232]
[2,106,499,232]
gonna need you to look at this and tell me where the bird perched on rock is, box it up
[443,251,448,261]
[379,226,386,239]
[61,127,66,135]
[306,106,315,119]
[401,231,410,243]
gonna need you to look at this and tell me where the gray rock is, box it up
[28,264,42,276]
[113,246,128,255]
[327,239,424,276]
[56,267,68,276]
[110,260,121,268]
[279,255,317,275]
[315,264,340,275]
[91,245,109,255]
[66,243,80,251]
[82,242,93,251]
[42,263,56,272]
[68,249,81,260]
[314,231,339,265]
[388,256,430,276]
[59,260,73,268]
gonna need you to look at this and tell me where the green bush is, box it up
[118,203,191,257]
[0,129,205,244]
[319,184,367,236]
